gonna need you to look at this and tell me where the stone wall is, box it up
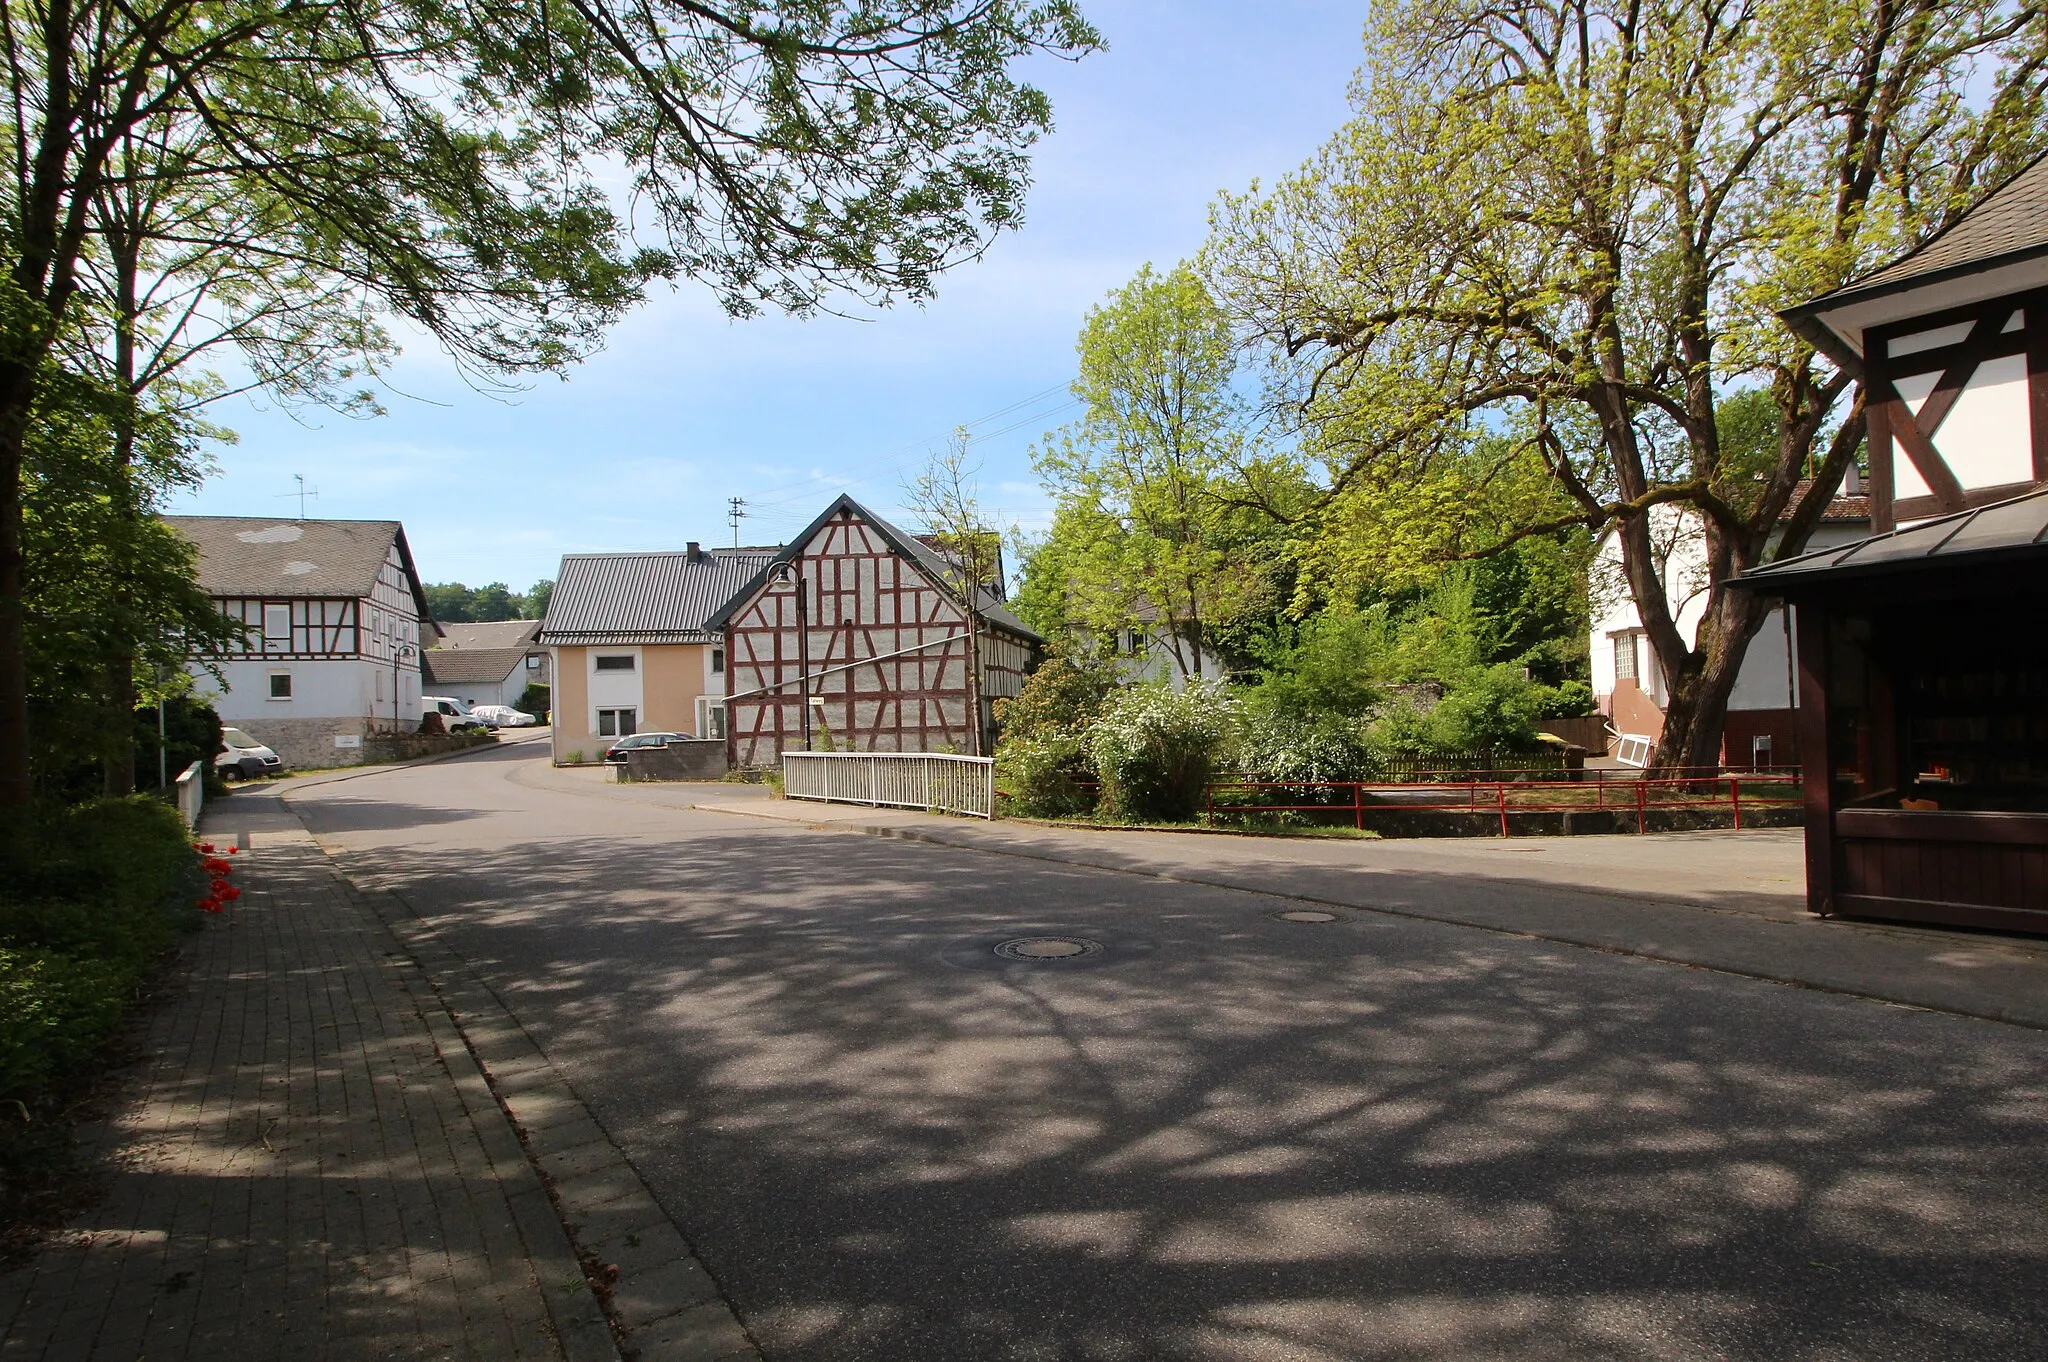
[363,732,498,765]
[233,716,379,771]
[619,739,729,782]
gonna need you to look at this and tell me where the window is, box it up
[594,655,635,672]
[1613,633,1639,682]
[597,708,637,737]
[264,604,291,651]
[525,653,543,670]
[268,672,293,699]
[697,697,727,738]
[711,647,725,675]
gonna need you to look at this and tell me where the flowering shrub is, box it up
[998,732,1096,818]
[192,843,242,913]
[1234,705,1374,787]
[1089,681,1239,822]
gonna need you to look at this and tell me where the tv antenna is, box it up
[727,496,747,547]
[276,474,319,519]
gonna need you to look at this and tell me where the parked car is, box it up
[215,727,285,781]
[422,695,491,733]
[602,731,693,765]
[470,705,537,727]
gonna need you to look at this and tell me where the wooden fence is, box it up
[783,751,996,819]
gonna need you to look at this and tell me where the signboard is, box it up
[333,734,362,749]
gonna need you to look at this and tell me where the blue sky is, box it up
[168,2,1368,592]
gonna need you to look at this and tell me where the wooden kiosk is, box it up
[1746,156,2048,931]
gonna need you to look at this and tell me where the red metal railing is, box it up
[1197,770,1803,836]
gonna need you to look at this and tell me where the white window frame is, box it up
[696,697,726,739]
[264,604,292,652]
[597,707,637,737]
[267,670,293,700]
[593,654,636,673]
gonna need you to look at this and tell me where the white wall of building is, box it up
[1590,509,1867,714]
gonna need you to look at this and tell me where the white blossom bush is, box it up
[999,732,1095,818]
[1089,681,1239,822]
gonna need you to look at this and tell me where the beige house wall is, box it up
[549,642,711,764]
[552,646,591,762]
[642,645,710,737]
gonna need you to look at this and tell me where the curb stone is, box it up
[303,830,762,1362]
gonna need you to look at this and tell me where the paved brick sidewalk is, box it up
[0,810,615,1361]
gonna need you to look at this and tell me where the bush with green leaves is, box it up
[998,732,1097,818]
[1368,663,1546,757]
[0,798,198,1106]
[1089,681,1239,822]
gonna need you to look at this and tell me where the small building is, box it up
[167,516,431,769]
[707,495,1042,767]
[537,542,776,763]
[1589,493,1871,766]
[423,620,549,711]
[1734,152,2048,931]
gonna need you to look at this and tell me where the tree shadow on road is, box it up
[315,791,2048,1362]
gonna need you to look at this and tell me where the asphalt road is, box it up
[286,742,2048,1362]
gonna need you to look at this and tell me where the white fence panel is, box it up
[782,751,995,819]
[175,760,205,831]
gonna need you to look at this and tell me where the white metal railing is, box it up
[175,759,205,830]
[782,751,996,819]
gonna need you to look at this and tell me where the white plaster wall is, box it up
[191,657,377,723]
[1590,512,1868,712]
[587,647,643,723]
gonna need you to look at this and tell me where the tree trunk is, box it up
[0,365,35,809]
[1645,583,1774,776]
[103,656,136,796]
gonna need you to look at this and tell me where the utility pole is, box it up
[727,497,747,547]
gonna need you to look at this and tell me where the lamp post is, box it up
[770,561,810,751]
[392,641,418,732]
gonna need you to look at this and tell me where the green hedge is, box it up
[0,797,199,1105]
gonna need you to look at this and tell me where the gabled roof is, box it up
[703,493,1041,641]
[1733,486,2048,590]
[1783,152,2048,367]
[164,516,432,620]
[435,619,541,650]
[540,545,779,645]
[422,648,528,686]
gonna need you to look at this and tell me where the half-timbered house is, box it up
[1730,152,2048,931]
[167,516,432,769]
[707,495,1042,767]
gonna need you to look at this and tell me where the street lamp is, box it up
[769,561,811,751]
[392,641,418,732]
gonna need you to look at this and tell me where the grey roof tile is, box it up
[1734,486,2048,588]
[163,517,427,616]
[539,547,780,644]
[423,647,528,686]
[435,620,541,650]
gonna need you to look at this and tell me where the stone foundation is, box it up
[619,740,729,782]
[227,716,379,772]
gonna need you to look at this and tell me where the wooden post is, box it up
[1794,599,1836,915]
[1353,781,1363,831]
[1730,777,1742,831]
[1497,784,1509,838]
[1636,779,1647,835]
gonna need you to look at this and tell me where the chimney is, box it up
[686,541,701,561]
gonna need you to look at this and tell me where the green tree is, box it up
[906,429,1004,755]
[21,372,240,800]
[524,579,555,621]
[469,583,518,622]
[1030,262,1295,679]
[1206,0,2048,773]
[424,584,477,625]
[0,0,1101,807]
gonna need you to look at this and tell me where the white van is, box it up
[216,727,285,780]
[421,695,491,733]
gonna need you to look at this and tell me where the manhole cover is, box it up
[994,936,1103,961]
[1273,909,1341,923]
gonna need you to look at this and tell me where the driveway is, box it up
[281,741,2048,1361]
